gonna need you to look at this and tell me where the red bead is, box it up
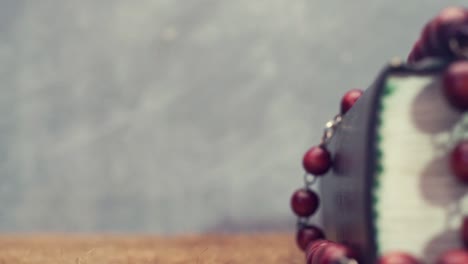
[317,243,358,264]
[306,240,331,264]
[443,61,468,111]
[296,225,325,251]
[408,39,426,63]
[450,140,468,183]
[420,20,443,57]
[463,216,468,248]
[413,7,468,60]
[290,189,320,217]
[428,6,468,57]
[378,252,421,264]
[407,50,415,63]
[303,146,332,176]
[437,249,468,264]
[341,89,363,114]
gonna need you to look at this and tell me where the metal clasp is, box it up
[320,114,342,146]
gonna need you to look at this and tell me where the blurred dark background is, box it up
[0,0,464,234]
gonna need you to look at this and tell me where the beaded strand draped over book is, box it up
[289,6,468,264]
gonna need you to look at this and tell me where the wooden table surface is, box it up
[0,233,302,264]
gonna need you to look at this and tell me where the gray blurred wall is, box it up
[0,0,464,234]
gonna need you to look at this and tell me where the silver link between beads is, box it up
[320,114,342,146]
[303,172,317,189]
[304,115,341,189]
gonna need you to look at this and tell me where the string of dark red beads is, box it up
[291,89,363,264]
[291,6,468,264]
[408,6,468,63]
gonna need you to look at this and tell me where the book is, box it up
[322,59,465,263]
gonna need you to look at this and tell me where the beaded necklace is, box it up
[290,6,468,264]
